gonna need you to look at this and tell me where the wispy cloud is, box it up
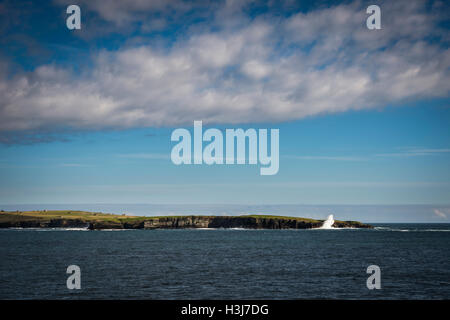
[268,181,450,188]
[375,147,450,158]
[285,155,366,161]
[59,163,92,167]
[116,153,168,160]
[0,132,72,145]
[286,146,450,162]
[433,209,448,219]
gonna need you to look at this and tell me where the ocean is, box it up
[0,224,449,299]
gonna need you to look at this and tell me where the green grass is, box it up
[0,210,131,223]
[241,214,320,222]
[0,210,353,224]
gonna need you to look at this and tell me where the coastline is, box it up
[0,210,373,230]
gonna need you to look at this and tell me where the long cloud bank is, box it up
[0,0,449,135]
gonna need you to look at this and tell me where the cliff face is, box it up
[0,211,373,230]
[0,218,89,229]
[89,216,372,230]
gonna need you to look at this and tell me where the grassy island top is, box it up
[0,210,352,224]
[0,210,373,229]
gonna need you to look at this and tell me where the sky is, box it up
[0,0,449,222]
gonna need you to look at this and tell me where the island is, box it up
[0,210,372,230]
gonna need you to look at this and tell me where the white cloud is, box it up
[434,209,448,219]
[241,60,272,79]
[0,0,449,135]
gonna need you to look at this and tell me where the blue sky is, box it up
[0,0,449,221]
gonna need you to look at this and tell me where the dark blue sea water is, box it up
[1,224,449,299]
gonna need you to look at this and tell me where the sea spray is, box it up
[320,214,335,229]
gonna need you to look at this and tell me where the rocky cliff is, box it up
[87,215,372,230]
[0,211,373,230]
